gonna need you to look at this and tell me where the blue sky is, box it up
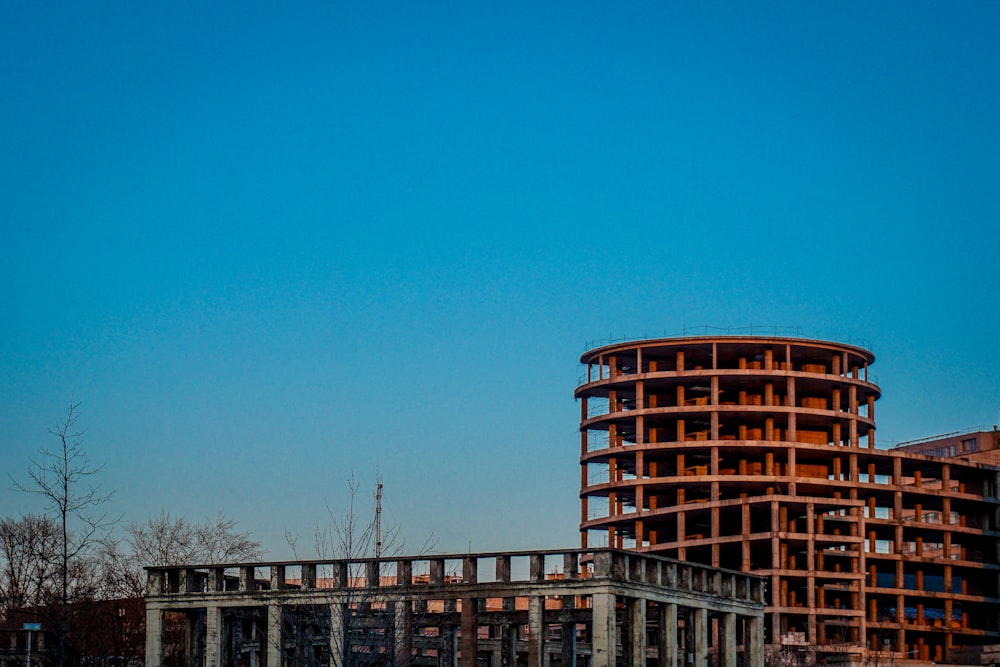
[2,2,999,558]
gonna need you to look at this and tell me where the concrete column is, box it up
[720,613,736,667]
[659,603,677,667]
[748,615,765,667]
[849,386,859,446]
[592,592,617,667]
[444,624,460,667]
[184,612,200,667]
[270,565,286,590]
[460,598,476,667]
[561,617,577,667]
[629,597,647,667]
[330,603,347,667]
[301,563,317,588]
[205,606,223,667]
[691,608,707,667]
[240,565,255,591]
[206,567,224,592]
[561,563,578,667]
[529,596,544,667]
[787,447,796,495]
[500,622,516,667]
[267,603,282,667]
[397,600,414,667]
[145,606,164,667]
[805,501,817,643]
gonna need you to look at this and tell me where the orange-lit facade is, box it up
[576,336,1000,662]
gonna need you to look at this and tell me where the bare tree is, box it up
[194,510,264,564]
[0,514,61,617]
[12,396,114,667]
[100,510,262,599]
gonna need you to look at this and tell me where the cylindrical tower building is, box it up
[576,335,1000,660]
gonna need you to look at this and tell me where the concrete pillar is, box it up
[500,622,517,667]
[748,615,765,667]
[497,555,511,582]
[460,598,477,667]
[206,567,224,592]
[659,603,677,667]
[849,386,858,446]
[184,612,200,667]
[444,624,460,667]
[330,603,347,667]
[240,565,255,591]
[629,597,647,667]
[529,596,545,667]
[592,592,617,667]
[267,603,282,667]
[720,613,736,667]
[205,606,223,667]
[691,608,707,667]
[561,559,578,667]
[270,565,286,590]
[145,607,164,667]
[397,600,414,667]
[787,447,796,495]
[562,617,577,667]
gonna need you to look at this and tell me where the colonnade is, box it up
[145,549,765,667]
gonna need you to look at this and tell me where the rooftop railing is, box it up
[145,547,766,605]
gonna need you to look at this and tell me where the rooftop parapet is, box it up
[145,547,766,606]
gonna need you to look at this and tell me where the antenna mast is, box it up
[375,479,383,559]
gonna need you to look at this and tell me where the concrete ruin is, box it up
[145,548,765,667]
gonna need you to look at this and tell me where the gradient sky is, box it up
[2,2,999,559]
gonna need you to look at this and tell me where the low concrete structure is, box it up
[145,548,765,667]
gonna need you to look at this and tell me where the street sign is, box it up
[22,623,41,631]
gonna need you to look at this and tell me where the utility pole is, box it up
[23,623,41,667]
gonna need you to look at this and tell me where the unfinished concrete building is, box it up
[894,429,1000,466]
[144,548,765,667]
[576,336,1000,663]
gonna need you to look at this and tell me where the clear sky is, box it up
[2,2,999,559]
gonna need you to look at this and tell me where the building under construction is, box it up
[576,336,1000,664]
[142,333,1000,667]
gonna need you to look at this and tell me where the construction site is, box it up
[142,334,1000,667]
[576,336,1000,664]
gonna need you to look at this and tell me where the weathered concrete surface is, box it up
[146,548,765,667]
